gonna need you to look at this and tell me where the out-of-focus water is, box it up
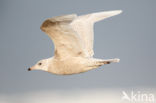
[0,88,155,103]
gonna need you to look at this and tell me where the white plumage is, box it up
[28,10,122,75]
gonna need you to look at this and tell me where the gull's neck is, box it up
[42,57,53,71]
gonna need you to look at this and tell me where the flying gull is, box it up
[28,10,122,75]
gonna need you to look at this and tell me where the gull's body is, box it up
[29,10,122,75]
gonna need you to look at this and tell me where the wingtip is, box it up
[111,10,123,15]
[116,10,123,14]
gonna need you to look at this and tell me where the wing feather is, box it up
[71,10,122,57]
[40,14,85,59]
[40,11,122,59]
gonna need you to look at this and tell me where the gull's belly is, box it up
[52,57,88,75]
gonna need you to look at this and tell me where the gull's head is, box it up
[28,59,50,72]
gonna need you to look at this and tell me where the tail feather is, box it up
[95,58,120,66]
[86,58,120,71]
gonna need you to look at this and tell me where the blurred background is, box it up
[0,0,156,103]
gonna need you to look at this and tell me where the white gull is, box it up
[28,10,122,75]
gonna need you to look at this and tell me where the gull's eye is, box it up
[38,63,42,65]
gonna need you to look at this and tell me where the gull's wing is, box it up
[71,10,122,57]
[40,14,86,59]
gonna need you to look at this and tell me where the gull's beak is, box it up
[28,66,36,71]
[28,68,32,71]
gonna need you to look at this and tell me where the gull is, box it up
[28,10,122,75]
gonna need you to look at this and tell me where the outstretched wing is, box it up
[40,14,85,59]
[71,10,122,57]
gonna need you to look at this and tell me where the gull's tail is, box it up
[97,58,120,65]
[91,58,120,68]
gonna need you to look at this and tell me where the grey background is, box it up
[0,0,156,94]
